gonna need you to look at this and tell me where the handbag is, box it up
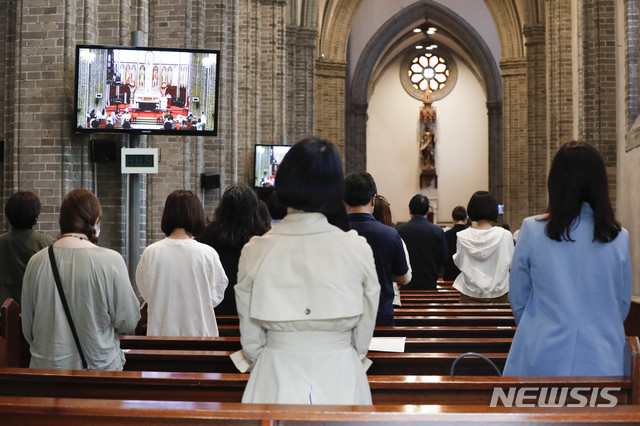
[48,245,89,369]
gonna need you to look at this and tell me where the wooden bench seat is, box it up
[393,316,515,327]
[0,395,638,425]
[396,298,463,303]
[215,315,516,327]
[400,290,459,294]
[119,335,513,353]
[121,349,507,375]
[372,325,516,338]
[394,308,513,316]
[0,367,634,405]
[398,302,510,309]
[215,325,518,338]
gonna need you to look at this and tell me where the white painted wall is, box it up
[367,56,488,224]
[348,0,501,77]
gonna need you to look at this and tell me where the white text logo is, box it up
[490,387,620,407]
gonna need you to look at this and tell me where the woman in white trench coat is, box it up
[235,137,380,404]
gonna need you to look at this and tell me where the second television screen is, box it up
[254,145,291,188]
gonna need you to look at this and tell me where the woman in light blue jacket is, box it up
[504,140,632,376]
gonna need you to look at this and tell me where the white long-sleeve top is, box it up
[136,238,228,337]
[453,226,514,298]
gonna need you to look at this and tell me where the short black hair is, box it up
[5,191,41,229]
[275,137,348,230]
[452,205,467,222]
[408,194,429,216]
[467,191,499,222]
[160,190,205,237]
[344,172,377,207]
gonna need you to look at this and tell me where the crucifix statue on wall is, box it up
[419,90,437,187]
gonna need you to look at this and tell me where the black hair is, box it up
[266,192,287,220]
[160,190,205,237]
[544,140,620,242]
[199,184,268,248]
[452,205,467,222]
[5,191,41,229]
[467,191,499,222]
[343,172,377,207]
[275,137,348,231]
[257,200,272,230]
[408,194,429,216]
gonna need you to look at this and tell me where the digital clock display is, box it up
[121,148,158,174]
[125,154,155,168]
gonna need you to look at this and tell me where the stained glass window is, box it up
[408,53,449,92]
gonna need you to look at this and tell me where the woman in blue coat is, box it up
[504,140,632,376]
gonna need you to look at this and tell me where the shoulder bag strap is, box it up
[48,245,88,369]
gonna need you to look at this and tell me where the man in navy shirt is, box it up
[344,172,410,326]
[397,194,448,290]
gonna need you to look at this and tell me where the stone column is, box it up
[345,102,368,173]
[578,0,618,205]
[524,24,548,215]
[315,59,347,157]
[286,26,317,143]
[546,0,575,156]
[499,60,526,228]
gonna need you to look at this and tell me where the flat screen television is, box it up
[74,44,220,136]
[254,144,292,188]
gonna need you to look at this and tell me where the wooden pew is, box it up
[119,335,514,354]
[0,396,639,425]
[119,334,640,377]
[398,302,510,309]
[215,314,516,327]
[372,325,516,338]
[121,349,507,375]
[0,299,20,368]
[394,308,513,316]
[393,316,515,327]
[402,287,458,293]
[625,299,640,337]
[216,324,518,338]
[0,367,634,405]
[399,299,462,304]
[2,298,518,365]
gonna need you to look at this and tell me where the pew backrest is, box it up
[0,395,639,425]
[0,299,20,367]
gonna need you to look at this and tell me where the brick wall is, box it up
[315,60,347,155]
[525,24,548,217]
[546,1,575,158]
[0,0,306,262]
[500,60,528,228]
[579,0,618,206]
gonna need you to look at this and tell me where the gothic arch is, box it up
[317,0,362,62]
[315,0,363,153]
[346,0,503,199]
[484,0,524,61]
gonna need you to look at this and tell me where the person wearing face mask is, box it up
[21,189,140,370]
